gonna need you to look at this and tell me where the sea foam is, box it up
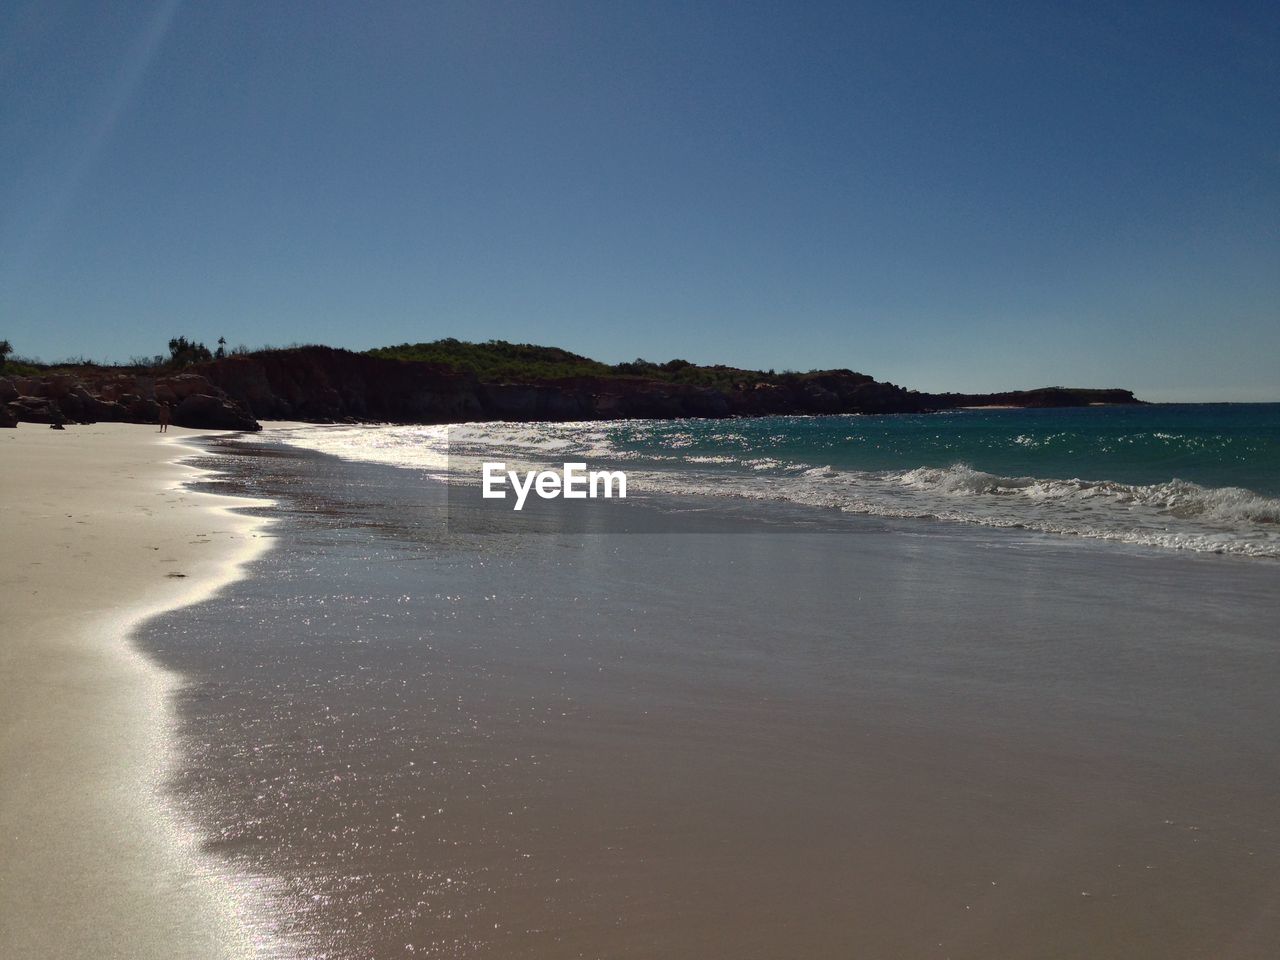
[264,415,1280,558]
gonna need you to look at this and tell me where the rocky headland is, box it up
[0,344,1142,431]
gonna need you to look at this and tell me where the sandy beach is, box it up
[3,0,1274,952]
[0,422,272,960]
[5,419,1280,958]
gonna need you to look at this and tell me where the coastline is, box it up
[5,418,1278,957]
[133,432,1280,958]
[0,422,277,960]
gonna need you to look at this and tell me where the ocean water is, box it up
[141,435,1280,959]
[268,404,1280,557]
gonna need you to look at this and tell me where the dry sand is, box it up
[0,422,274,960]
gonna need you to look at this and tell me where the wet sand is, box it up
[0,422,274,960]
[139,438,1280,959]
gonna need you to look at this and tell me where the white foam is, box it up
[628,463,1280,557]
[264,423,1280,559]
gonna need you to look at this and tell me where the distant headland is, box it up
[0,338,1142,431]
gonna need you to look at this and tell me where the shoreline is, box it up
[136,430,1280,958]
[0,422,279,960]
[6,419,1279,957]
[264,412,1280,560]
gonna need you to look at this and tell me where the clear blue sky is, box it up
[2,1,1276,400]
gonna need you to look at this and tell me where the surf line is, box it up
[481,462,627,511]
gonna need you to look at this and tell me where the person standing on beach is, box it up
[157,402,171,433]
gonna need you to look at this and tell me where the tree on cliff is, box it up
[167,336,213,368]
[0,339,11,371]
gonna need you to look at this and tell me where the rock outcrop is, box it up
[0,346,1141,430]
[190,349,926,422]
[197,347,1136,422]
[0,369,260,431]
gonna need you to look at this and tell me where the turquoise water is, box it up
[270,404,1280,557]
[601,404,1280,496]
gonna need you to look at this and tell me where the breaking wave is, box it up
[898,465,1280,525]
[623,463,1280,557]
[264,414,1280,559]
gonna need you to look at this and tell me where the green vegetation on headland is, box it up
[367,338,854,391]
[1,334,1143,431]
[9,333,877,390]
[0,338,40,377]
[368,339,614,380]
